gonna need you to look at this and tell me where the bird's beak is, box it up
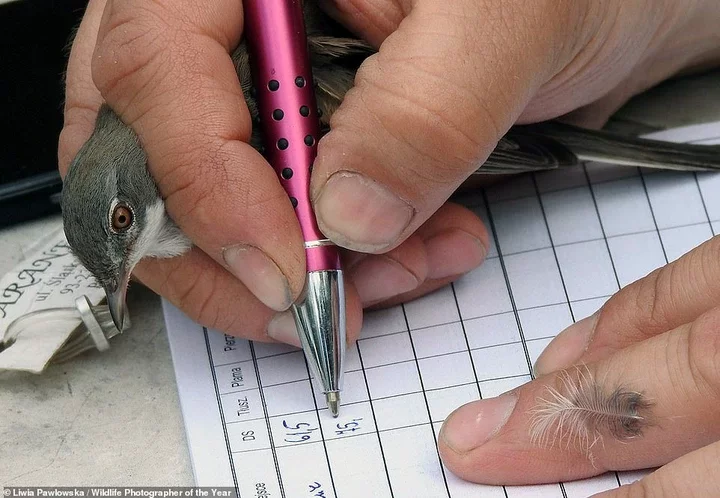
[104,264,131,331]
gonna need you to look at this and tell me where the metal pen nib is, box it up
[292,270,346,417]
[326,392,340,418]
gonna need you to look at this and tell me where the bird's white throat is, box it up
[129,199,192,269]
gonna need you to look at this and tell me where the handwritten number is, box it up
[284,434,312,443]
[283,420,311,430]
[335,418,363,436]
[282,419,319,443]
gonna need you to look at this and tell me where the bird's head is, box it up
[61,105,191,331]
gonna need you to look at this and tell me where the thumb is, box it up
[592,441,720,497]
[311,0,595,253]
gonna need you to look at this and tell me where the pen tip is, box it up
[326,391,340,418]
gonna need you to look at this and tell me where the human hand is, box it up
[58,0,720,344]
[438,235,720,495]
[58,0,489,344]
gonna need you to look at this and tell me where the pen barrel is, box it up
[243,0,340,272]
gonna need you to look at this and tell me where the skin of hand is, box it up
[59,0,719,364]
[438,234,720,495]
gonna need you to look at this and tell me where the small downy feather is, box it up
[529,366,652,461]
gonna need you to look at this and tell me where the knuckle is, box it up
[92,3,177,105]
[617,265,671,336]
[615,475,685,498]
[706,444,720,489]
[58,104,98,171]
[700,235,720,288]
[352,57,495,185]
[158,257,268,336]
[58,125,85,175]
[159,257,226,330]
[686,308,720,402]
[639,471,689,498]
[622,478,654,498]
[176,277,216,327]
[644,265,674,331]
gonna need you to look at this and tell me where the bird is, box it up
[61,0,720,332]
[61,105,192,330]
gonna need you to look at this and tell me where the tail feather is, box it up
[474,121,720,175]
[525,121,720,171]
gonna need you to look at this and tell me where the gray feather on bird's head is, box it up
[61,106,155,285]
[61,105,190,296]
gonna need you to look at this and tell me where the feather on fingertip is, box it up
[529,366,652,459]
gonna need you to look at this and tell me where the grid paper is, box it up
[164,121,720,497]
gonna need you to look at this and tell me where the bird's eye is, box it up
[111,204,134,232]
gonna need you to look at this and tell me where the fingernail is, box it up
[267,311,301,347]
[315,171,414,252]
[350,256,420,305]
[223,244,293,312]
[440,393,517,454]
[534,312,599,377]
[425,229,487,280]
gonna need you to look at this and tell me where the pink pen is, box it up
[243,0,346,416]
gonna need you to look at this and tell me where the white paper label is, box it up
[0,228,106,372]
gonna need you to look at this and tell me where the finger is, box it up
[366,275,459,309]
[131,249,364,346]
[58,0,107,174]
[438,306,720,485]
[261,202,487,344]
[310,0,594,254]
[592,441,720,498]
[267,202,486,343]
[90,0,306,312]
[347,202,489,307]
[534,235,720,376]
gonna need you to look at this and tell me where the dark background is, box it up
[0,0,89,223]
[0,0,87,228]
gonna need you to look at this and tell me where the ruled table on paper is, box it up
[164,121,720,497]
